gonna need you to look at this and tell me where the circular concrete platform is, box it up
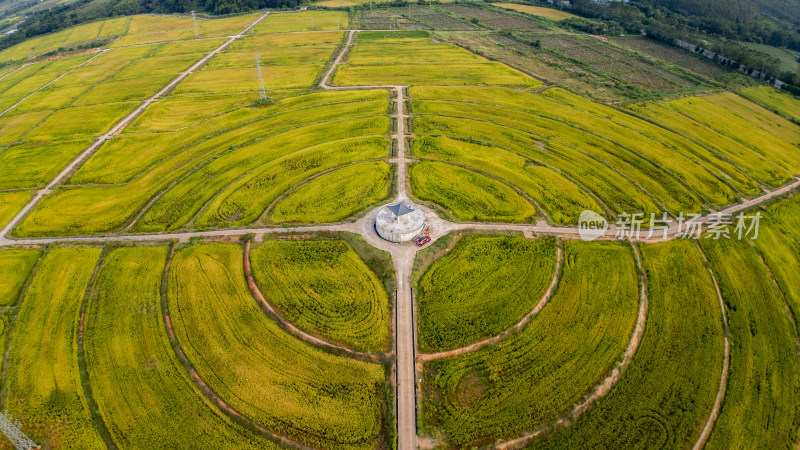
[375,201,426,243]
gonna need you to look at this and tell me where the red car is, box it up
[414,236,431,246]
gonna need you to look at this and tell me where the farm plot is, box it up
[440,4,543,29]
[14,90,389,237]
[250,239,391,352]
[0,139,91,189]
[416,235,557,351]
[741,86,800,122]
[140,116,390,232]
[614,36,726,79]
[410,161,537,222]
[391,6,476,30]
[168,243,389,449]
[410,85,763,220]
[84,246,275,448]
[412,135,602,224]
[0,248,40,305]
[0,191,31,229]
[3,247,104,449]
[175,30,342,94]
[625,93,800,187]
[531,240,724,449]
[269,161,393,224]
[492,3,579,20]
[334,32,536,86]
[109,13,253,47]
[0,54,91,111]
[254,11,348,33]
[700,235,800,449]
[176,31,342,94]
[0,19,115,62]
[358,10,400,30]
[412,114,661,222]
[422,85,761,200]
[0,110,53,144]
[422,240,639,447]
[109,14,226,47]
[754,196,800,340]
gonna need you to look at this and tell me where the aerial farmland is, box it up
[0,2,799,449]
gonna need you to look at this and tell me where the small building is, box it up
[375,202,427,243]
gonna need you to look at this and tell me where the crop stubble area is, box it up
[1,4,800,449]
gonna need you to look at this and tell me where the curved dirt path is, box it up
[693,243,731,450]
[418,244,563,362]
[243,240,387,363]
[493,242,651,450]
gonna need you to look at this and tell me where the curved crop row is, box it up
[422,240,639,447]
[416,234,558,352]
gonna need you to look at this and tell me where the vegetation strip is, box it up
[243,239,387,362]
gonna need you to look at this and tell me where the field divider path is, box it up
[0,49,109,118]
[494,242,651,450]
[242,240,388,363]
[693,243,731,450]
[0,9,272,239]
[418,244,563,362]
[158,245,313,450]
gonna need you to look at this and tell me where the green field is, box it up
[416,235,558,351]
[15,90,391,237]
[410,161,537,222]
[250,239,391,352]
[0,190,31,228]
[168,243,389,449]
[3,247,104,449]
[84,246,275,448]
[625,92,800,187]
[0,249,40,305]
[253,11,348,33]
[492,3,578,20]
[700,235,800,448]
[741,86,800,122]
[270,161,393,224]
[422,240,639,446]
[531,240,724,448]
[334,33,537,86]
